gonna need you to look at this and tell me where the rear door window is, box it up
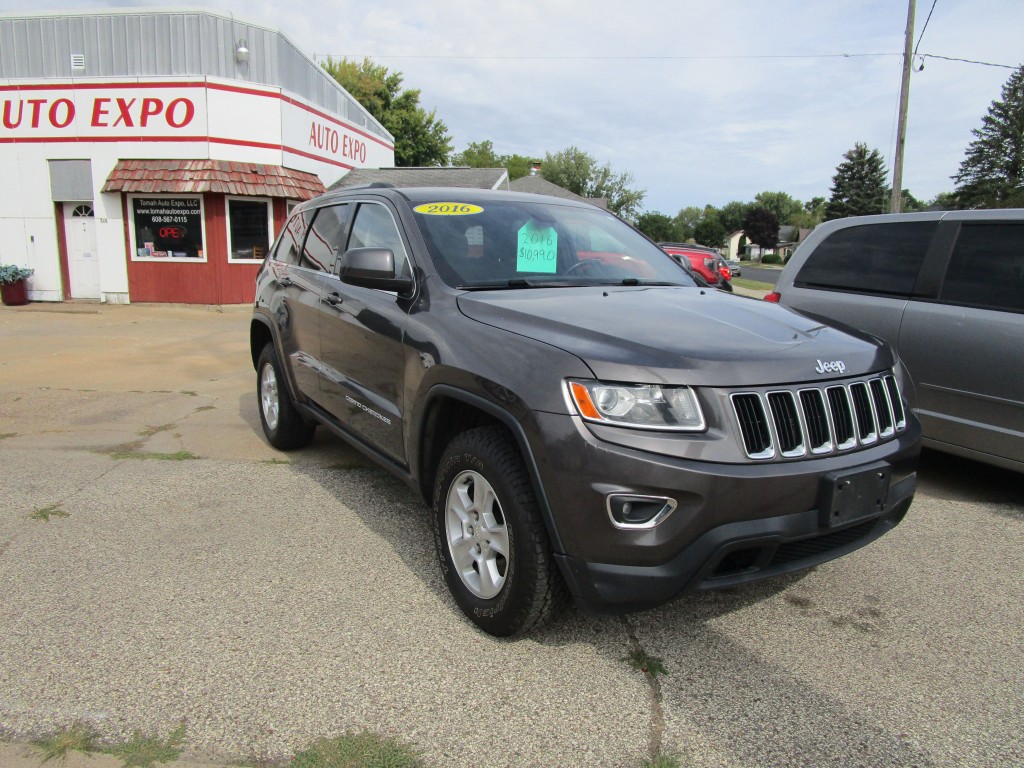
[795,222,937,297]
[272,209,312,266]
[940,223,1024,313]
[301,204,350,272]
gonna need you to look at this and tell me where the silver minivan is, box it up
[768,209,1023,473]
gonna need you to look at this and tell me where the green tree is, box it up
[753,191,803,225]
[824,142,889,220]
[634,212,680,242]
[692,206,726,247]
[541,146,646,219]
[451,140,501,167]
[742,207,779,252]
[321,56,452,167]
[953,65,1024,209]
[928,191,959,210]
[718,200,753,234]
[673,206,703,241]
[452,141,535,180]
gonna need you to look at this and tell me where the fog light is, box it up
[607,494,677,530]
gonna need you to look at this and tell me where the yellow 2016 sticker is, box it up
[413,202,483,216]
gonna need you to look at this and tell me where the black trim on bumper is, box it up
[556,477,914,615]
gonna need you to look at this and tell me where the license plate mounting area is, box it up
[820,462,891,528]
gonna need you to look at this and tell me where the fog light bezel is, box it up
[606,494,678,530]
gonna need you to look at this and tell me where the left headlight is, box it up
[567,379,706,431]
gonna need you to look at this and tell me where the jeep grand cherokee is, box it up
[250,187,920,637]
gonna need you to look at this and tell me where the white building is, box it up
[0,9,394,304]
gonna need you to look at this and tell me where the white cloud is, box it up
[3,0,1020,213]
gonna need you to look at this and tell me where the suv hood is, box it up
[457,286,893,386]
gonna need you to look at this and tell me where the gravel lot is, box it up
[1,303,1021,767]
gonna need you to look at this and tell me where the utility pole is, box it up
[890,0,916,213]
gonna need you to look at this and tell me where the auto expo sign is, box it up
[0,84,207,139]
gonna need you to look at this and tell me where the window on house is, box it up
[228,198,272,261]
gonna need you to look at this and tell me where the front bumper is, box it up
[529,411,920,614]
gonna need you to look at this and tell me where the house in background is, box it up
[330,167,509,191]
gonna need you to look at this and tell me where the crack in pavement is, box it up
[622,615,666,761]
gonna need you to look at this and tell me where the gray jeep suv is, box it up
[250,187,920,636]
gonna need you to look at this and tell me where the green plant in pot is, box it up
[0,264,34,306]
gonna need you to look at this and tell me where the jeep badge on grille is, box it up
[815,359,847,374]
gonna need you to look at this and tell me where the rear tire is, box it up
[257,342,315,450]
[432,426,567,636]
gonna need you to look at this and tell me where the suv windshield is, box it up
[411,200,694,289]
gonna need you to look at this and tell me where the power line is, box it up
[921,53,1018,69]
[319,52,900,62]
[318,50,1017,69]
[913,0,939,57]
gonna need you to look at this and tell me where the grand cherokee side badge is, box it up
[815,359,847,374]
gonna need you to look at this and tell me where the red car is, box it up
[659,243,732,291]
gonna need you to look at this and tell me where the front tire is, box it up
[432,426,567,636]
[256,343,315,450]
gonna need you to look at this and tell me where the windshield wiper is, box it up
[458,278,580,290]
[618,278,683,287]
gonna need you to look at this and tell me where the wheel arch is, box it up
[416,385,566,555]
[250,312,305,407]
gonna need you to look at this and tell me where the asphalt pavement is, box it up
[1,302,1021,768]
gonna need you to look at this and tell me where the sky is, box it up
[3,0,1021,215]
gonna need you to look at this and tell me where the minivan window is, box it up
[301,204,350,272]
[940,223,1024,313]
[795,222,937,296]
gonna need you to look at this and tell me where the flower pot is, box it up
[1,278,29,306]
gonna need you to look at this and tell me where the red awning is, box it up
[102,159,326,200]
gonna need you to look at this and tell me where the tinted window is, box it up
[273,209,311,266]
[412,201,692,288]
[301,204,350,272]
[941,223,1024,312]
[795,222,936,296]
[346,203,412,277]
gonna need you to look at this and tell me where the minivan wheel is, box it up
[432,426,567,636]
[256,343,316,450]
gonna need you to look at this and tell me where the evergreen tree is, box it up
[824,143,888,220]
[953,66,1024,209]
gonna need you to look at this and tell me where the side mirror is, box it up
[339,247,413,293]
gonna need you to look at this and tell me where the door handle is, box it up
[324,292,343,306]
[278,276,293,287]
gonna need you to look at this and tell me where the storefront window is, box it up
[131,196,205,260]
[228,198,272,261]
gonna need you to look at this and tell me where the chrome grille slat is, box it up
[731,393,774,459]
[732,374,906,460]
[768,391,805,457]
[799,388,833,454]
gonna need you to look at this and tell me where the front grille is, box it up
[731,374,906,461]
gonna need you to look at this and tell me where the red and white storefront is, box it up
[0,76,394,304]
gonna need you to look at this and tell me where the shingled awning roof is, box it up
[102,160,326,200]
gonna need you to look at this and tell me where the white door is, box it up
[64,203,100,299]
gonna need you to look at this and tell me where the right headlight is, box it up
[567,379,706,432]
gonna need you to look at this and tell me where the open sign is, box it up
[159,226,187,239]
